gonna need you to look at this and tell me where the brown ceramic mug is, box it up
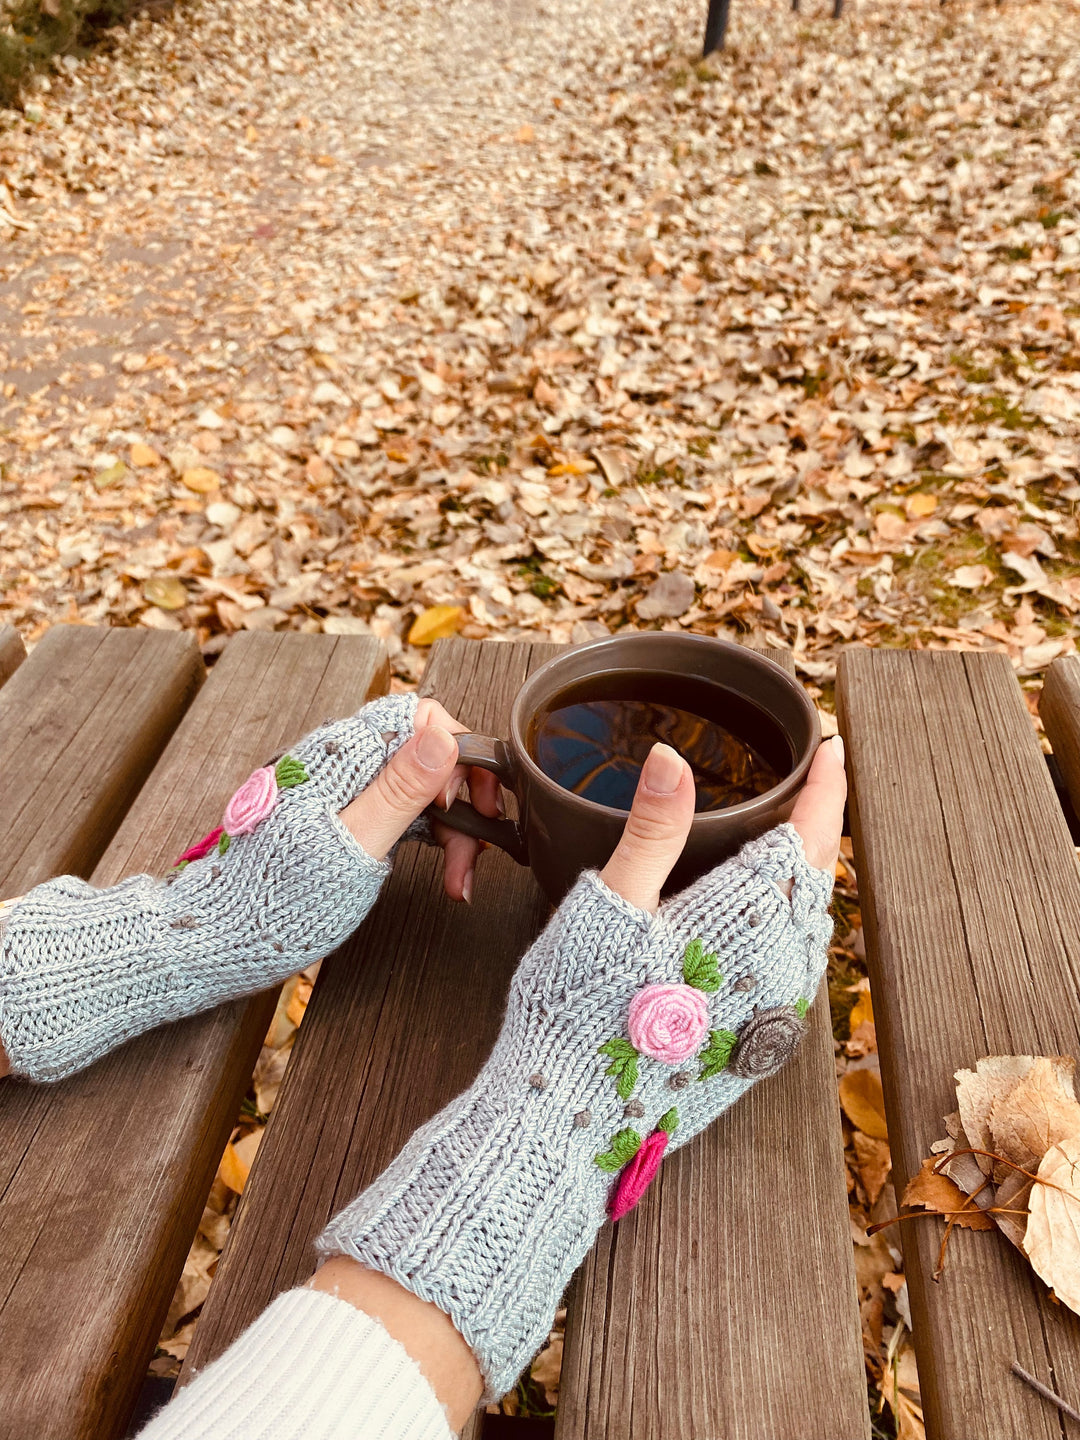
[434,633,820,902]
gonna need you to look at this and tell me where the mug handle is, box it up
[424,734,528,865]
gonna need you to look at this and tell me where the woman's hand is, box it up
[599,733,847,910]
[338,698,499,903]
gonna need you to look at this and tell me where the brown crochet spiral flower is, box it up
[729,1005,806,1079]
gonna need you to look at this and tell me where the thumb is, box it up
[599,744,696,913]
[339,725,459,861]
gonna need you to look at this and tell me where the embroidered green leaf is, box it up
[218,831,231,856]
[795,997,810,1020]
[173,860,188,872]
[599,1036,639,1101]
[698,1028,738,1081]
[682,937,722,993]
[594,1127,642,1172]
[657,1107,679,1134]
[275,755,309,790]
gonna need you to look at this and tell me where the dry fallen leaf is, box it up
[901,1157,994,1232]
[839,1066,890,1141]
[143,576,189,611]
[407,604,465,646]
[853,1132,892,1208]
[181,466,222,494]
[955,1055,1037,1177]
[219,1127,263,1195]
[988,1056,1079,1178]
[1024,1134,1080,1315]
[129,442,160,468]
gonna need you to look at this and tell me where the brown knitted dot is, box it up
[732,972,757,993]
[573,1109,591,1128]
[624,1099,645,1118]
[529,1073,546,1090]
[668,1071,691,1090]
[747,911,762,928]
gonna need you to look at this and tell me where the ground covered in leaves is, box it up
[2,0,1079,1430]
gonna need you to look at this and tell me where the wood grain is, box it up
[0,632,388,1440]
[557,647,868,1440]
[182,639,555,1386]
[0,625,203,899]
[0,626,25,688]
[837,646,1080,1440]
[1041,655,1080,819]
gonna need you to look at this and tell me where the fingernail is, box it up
[442,780,459,811]
[462,868,474,905]
[416,725,457,771]
[642,743,682,795]
[830,734,845,764]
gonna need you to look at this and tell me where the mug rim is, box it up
[508,632,819,823]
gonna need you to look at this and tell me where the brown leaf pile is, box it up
[1,0,1078,708]
[832,843,923,1438]
[150,968,316,1377]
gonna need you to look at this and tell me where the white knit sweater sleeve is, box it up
[137,1288,455,1440]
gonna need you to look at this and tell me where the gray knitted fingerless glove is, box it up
[0,693,424,1083]
[317,821,834,1401]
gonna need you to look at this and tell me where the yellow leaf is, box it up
[245,125,258,142]
[515,124,535,143]
[130,442,161,468]
[838,1066,890,1140]
[144,576,189,610]
[849,982,874,1033]
[181,466,221,494]
[93,462,127,489]
[905,492,938,518]
[547,461,595,477]
[286,977,312,1028]
[219,1128,263,1194]
[408,605,465,646]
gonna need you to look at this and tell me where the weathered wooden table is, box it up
[1,622,1079,1440]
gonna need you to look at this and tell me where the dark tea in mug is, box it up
[528,672,792,814]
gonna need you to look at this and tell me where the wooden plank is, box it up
[1042,654,1080,818]
[837,647,1080,1440]
[182,639,555,1390]
[557,648,868,1440]
[0,632,389,1440]
[0,625,203,899]
[0,626,25,688]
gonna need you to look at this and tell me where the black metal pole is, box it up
[703,0,731,54]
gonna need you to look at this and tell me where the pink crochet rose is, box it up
[609,1129,669,1221]
[223,766,279,837]
[627,983,709,1064]
[174,826,224,867]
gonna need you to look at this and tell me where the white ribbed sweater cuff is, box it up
[137,1288,455,1440]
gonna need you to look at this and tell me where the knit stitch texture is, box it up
[318,822,833,1401]
[0,693,422,1082]
[137,1287,453,1440]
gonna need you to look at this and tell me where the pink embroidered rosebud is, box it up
[627,983,709,1064]
[223,765,279,837]
[174,826,225,867]
[609,1129,668,1221]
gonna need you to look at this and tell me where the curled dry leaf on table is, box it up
[877,1054,1080,1316]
